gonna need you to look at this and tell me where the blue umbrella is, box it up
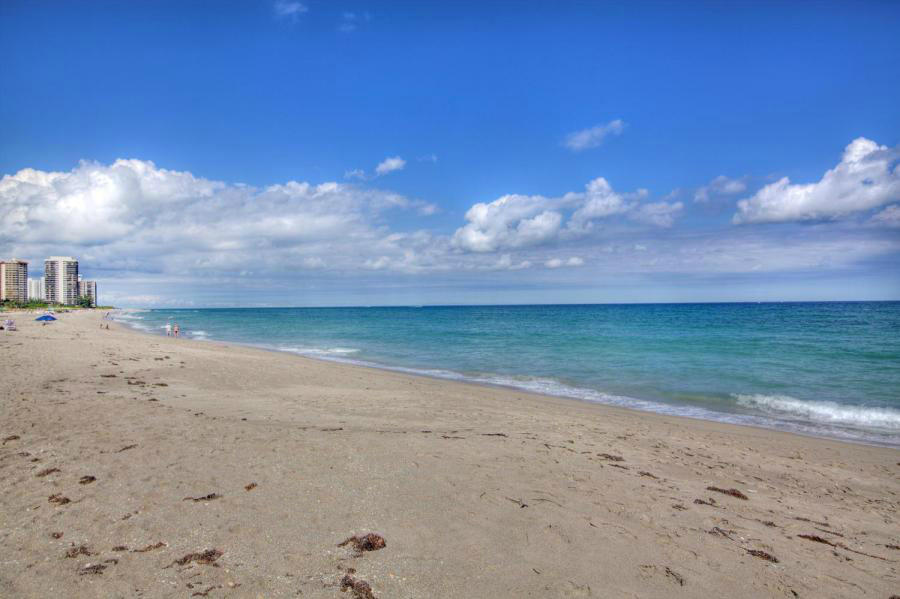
[35,314,57,321]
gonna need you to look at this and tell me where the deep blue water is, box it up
[113,303,900,446]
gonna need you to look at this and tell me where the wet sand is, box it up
[1,310,898,598]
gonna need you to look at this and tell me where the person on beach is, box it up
[173,323,179,338]
[165,322,172,336]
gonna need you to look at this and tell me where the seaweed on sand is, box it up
[183,493,221,502]
[706,486,748,500]
[166,549,223,568]
[339,533,386,554]
[340,574,377,599]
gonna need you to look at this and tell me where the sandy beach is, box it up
[1,310,897,598]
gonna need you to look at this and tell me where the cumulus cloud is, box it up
[375,156,406,176]
[452,194,562,253]
[694,175,747,202]
[452,176,678,253]
[734,138,900,224]
[3,155,896,307]
[274,1,307,19]
[0,159,430,276]
[567,177,636,232]
[563,120,625,152]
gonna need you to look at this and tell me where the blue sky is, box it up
[1,1,899,306]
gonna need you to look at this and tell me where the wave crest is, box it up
[734,394,900,429]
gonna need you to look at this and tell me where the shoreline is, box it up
[2,309,897,597]
[110,308,900,450]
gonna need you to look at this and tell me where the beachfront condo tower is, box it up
[27,277,45,301]
[44,256,79,305]
[0,259,29,302]
[78,276,98,307]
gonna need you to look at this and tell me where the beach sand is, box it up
[1,310,898,598]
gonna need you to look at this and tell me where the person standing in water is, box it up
[165,322,172,336]
[173,323,179,338]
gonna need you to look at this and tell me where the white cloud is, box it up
[274,1,307,19]
[375,156,406,176]
[545,256,584,269]
[0,159,431,277]
[346,156,407,180]
[3,155,896,307]
[871,204,900,227]
[545,256,585,269]
[567,177,635,231]
[694,175,747,202]
[451,176,677,253]
[452,194,562,252]
[563,120,625,152]
[734,138,900,224]
[493,254,532,271]
[631,201,684,227]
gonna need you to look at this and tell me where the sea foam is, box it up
[734,394,900,430]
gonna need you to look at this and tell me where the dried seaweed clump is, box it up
[665,567,685,586]
[48,493,71,505]
[134,542,166,553]
[798,534,836,547]
[183,493,222,502]
[167,549,223,568]
[339,533,386,554]
[597,453,624,462]
[706,486,749,500]
[65,545,95,558]
[78,563,107,575]
[341,574,377,599]
[746,549,778,563]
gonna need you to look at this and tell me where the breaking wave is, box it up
[734,394,900,430]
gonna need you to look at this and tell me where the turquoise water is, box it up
[113,303,900,447]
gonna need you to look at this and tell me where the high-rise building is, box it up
[44,256,79,305]
[0,259,29,302]
[27,277,45,301]
[78,276,98,307]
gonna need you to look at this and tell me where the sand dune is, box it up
[1,310,898,598]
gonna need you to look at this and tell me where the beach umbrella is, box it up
[35,314,57,321]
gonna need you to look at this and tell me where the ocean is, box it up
[112,302,900,447]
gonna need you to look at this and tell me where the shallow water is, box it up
[113,302,900,446]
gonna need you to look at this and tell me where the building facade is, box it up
[0,259,29,302]
[44,256,79,305]
[78,277,98,307]
[27,277,46,301]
